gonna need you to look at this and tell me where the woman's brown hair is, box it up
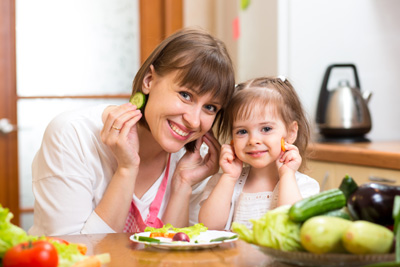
[217,77,311,169]
[132,27,235,152]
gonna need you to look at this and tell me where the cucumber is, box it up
[289,189,346,222]
[321,207,352,220]
[129,92,146,109]
[339,174,358,200]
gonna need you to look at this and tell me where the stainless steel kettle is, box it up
[316,64,372,142]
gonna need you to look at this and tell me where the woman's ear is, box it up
[142,65,155,95]
[287,121,298,144]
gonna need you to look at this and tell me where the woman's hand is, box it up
[96,103,143,231]
[173,130,221,189]
[219,143,242,180]
[276,142,302,177]
[162,130,221,227]
[101,103,143,170]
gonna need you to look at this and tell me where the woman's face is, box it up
[142,68,222,153]
[232,104,288,169]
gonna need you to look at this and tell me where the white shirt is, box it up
[200,166,320,230]
[29,104,208,236]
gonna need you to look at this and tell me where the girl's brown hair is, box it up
[217,77,311,169]
[132,27,235,152]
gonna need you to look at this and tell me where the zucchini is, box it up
[339,174,358,200]
[321,207,352,220]
[289,189,346,222]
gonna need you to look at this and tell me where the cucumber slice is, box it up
[129,92,146,109]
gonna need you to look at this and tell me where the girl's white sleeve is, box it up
[296,172,321,198]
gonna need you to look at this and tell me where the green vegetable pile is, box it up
[0,204,86,267]
[232,175,400,260]
[0,204,33,257]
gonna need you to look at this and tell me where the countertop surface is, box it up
[56,232,289,267]
[307,140,400,170]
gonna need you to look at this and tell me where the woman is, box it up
[29,27,235,235]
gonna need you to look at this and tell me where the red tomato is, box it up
[3,240,58,267]
[46,236,69,245]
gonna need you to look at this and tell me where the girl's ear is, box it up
[287,121,298,144]
[142,65,155,95]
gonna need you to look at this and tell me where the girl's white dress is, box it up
[200,166,320,230]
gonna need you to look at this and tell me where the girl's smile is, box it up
[246,149,268,158]
[232,105,287,168]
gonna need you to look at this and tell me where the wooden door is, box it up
[0,0,182,227]
[0,0,19,225]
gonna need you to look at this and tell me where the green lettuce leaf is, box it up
[0,205,31,258]
[51,241,86,267]
[251,205,303,252]
[231,222,254,243]
[144,223,208,238]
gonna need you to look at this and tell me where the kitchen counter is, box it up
[306,141,400,170]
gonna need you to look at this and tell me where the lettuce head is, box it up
[0,204,31,258]
[251,205,303,252]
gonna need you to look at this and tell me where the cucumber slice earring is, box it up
[129,92,146,109]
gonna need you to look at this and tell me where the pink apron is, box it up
[123,154,171,233]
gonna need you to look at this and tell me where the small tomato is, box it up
[3,240,58,267]
[46,236,69,245]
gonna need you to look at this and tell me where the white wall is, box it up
[280,0,400,141]
[184,0,400,142]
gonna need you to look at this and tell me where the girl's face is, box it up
[232,104,291,169]
[142,67,222,153]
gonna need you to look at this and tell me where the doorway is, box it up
[0,0,182,230]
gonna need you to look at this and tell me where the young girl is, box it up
[199,76,320,230]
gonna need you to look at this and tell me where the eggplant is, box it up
[347,183,399,226]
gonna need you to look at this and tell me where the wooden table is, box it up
[57,233,289,266]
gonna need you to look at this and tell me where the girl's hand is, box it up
[173,130,221,189]
[219,143,242,180]
[101,103,143,170]
[276,142,302,177]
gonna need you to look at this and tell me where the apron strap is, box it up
[123,154,171,233]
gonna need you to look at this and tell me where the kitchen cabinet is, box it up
[304,141,400,191]
[305,160,400,191]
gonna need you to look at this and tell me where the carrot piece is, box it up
[166,233,176,238]
[230,140,234,146]
[149,232,165,238]
[149,232,175,238]
[76,243,88,255]
[281,138,286,152]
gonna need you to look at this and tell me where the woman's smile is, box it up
[168,120,191,140]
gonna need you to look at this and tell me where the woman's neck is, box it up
[135,125,169,199]
[137,125,167,162]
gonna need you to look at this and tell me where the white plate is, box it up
[130,230,238,250]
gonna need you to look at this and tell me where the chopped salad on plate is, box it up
[130,223,238,249]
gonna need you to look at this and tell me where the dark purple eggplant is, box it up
[347,183,399,226]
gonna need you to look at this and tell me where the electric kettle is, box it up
[316,64,372,142]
